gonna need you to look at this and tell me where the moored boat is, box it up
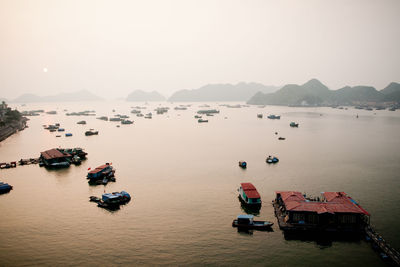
[267,115,280,119]
[0,182,13,194]
[85,130,99,136]
[198,119,208,123]
[238,161,247,168]
[71,155,81,165]
[232,215,273,230]
[238,183,261,206]
[87,163,115,182]
[94,191,131,210]
[290,122,299,127]
[266,155,279,163]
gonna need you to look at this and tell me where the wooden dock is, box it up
[0,158,40,169]
[365,225,400,266]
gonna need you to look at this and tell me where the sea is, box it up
[0,101,399,266]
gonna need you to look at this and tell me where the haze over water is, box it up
[0,102,399,266]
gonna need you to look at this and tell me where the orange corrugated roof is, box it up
[277,191,369,215]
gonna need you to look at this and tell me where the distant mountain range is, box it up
[247,79,400,106]
[12,90,102,103]
[168,82,280,102]
[126,90,165,102]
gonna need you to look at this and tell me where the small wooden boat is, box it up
[257,114,263,118]
[85,130,98,136]
[267,115,280,119]
[278,137,285,140]
[266,156,279,163]
[232,215,273,230]
[0,182,13,194]
[290,122,299,127]
[238,161,247,168]
[71,155,81,165]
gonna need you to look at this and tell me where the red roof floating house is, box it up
[274,191,370,232]
[40,148,72,167]
[238,183,261,206]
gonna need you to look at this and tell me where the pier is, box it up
[365,225,400,266]
[0,158,40,169]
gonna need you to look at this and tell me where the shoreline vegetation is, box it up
[0,101,27,142]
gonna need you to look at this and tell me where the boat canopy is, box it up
[237,214,254,220]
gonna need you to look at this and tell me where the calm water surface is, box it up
[0,102,399,266]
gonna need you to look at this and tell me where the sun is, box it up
[43,68,48,73]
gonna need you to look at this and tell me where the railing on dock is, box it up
[365,225,400,266]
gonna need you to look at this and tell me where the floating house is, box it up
[40,148,71,168]
[238,183,262,206]
[273,191,370,232]
[87,163,115,181]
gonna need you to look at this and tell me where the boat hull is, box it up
[232,220,273,230]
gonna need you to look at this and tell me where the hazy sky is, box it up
[0,0,399,99]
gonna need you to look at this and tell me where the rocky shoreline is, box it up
[0,118,28,142]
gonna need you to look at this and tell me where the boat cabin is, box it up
[239,183,261,205]
[87,163,114,180]
[237,214,254,225]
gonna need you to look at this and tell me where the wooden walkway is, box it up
[365,225,400,266]
[0,158,40,169]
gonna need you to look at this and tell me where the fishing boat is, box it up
[194,115,202,119]
[267,115,280,119]
[87,163,115,182]
[71,155,81,165]
[0,182,13,194]
[266,156,279,163]
[85,130,98,136]
[238,161,247,168]
[121,120,133,124]
[77,120,86,124]
[95,191,131,210]
[232,215,273,230]
[238,183,261,206]
[198,119,208,123]
[290,122,299,127]
[278,137,285,140]
[144,113,152,119]
[65,133,73,137]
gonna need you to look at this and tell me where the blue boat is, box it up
[267,115,280,119]
[0,182,13,194]
[65,133,73,137]
[58,128,65,132]
[96,191,131,209]
[238,161,247,168]
[266,156,279,164]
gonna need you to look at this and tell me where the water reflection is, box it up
[238,196,261,216]
[283,231,362,247]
